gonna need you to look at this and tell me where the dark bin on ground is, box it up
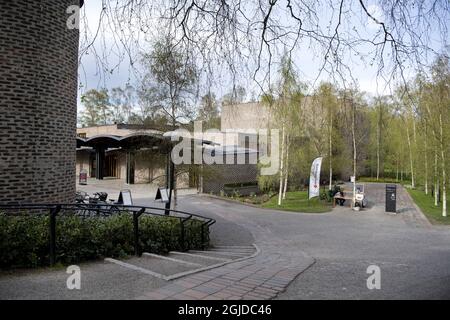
[385,184,397,213]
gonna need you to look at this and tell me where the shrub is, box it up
[0,214,50,268]
[0,213,209,269]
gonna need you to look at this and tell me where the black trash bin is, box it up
[385,184,397,213]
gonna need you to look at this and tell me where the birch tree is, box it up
[431,56,450,217]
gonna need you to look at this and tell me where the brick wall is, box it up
[0,1,80,203]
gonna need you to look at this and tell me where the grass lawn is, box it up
[407,188,450,225]
[261,191,331,213]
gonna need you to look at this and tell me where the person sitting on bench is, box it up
[331,185,346,206]
[336,190,346,206]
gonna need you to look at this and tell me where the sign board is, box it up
[155,187,169,203]
[308,157,323,199]
[117,189,133,206]
[350,176,355,183]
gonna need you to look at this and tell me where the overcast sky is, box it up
[77,1,445,111]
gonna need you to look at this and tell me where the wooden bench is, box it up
[333,193,353,208]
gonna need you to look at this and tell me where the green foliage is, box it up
[257,162,280,192]
[0,214,50,268]
[407,189,450,225]
[197,92,220,129]
[79,88,111,126]
[0,213,208,269]
[262,191,331,213]
[140,35,198,127]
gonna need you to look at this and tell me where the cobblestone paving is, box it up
[136,251,312,300]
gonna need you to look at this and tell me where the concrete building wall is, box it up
[0,0,79,203]
[76,150,91,177]
[221,98,317,133]
[221,102,270,131]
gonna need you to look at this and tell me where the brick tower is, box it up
[0,1,80,203]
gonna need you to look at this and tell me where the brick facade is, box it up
[0,1,80,203]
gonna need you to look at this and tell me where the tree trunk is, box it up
[352,98,357,207]
[440,113,447,217]
[396,158,399,181]
[171,117,178,207]
[278,126,285,206]
[435,146,439,206]
[282,135,289,200]
[406,122,415,188]
[424,123,429,195]
[329,112,333,190]
[376,105,380,181]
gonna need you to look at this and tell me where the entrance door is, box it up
[105,154,119,178]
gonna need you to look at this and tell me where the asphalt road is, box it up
[1,183,450,299]
[176,184,450,299]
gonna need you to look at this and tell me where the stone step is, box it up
[170,251,232,262]
[142,252,204,268]
[105,246,257,281]
[165,252,224,266]
[188,249,250,259]
[118,255,197,277]
[208,248,255,253]
[212,245,255,250]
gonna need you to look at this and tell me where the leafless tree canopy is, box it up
[79,0,449,92]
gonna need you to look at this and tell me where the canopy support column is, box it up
[126,151,135,184]
[95,147,105,180]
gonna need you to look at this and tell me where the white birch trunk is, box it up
[329,112,333,190]
[396,158,399,181]
[376,110,380,181]
[352,98,357,207]
[435,146,439,207]
[278,126,285,206]
[440,113,447,217]
[424,124,429,195]
[282,136,289,200]
[406,123,415,188]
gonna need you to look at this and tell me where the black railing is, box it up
[0,203,215,266]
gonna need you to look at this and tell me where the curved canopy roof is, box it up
[76,132,213,151]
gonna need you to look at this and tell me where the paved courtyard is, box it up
[1,182,450,299]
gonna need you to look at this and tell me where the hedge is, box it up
[0,213,208,269]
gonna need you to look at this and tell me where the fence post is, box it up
[133,208,145,256]
[49,205,61,266]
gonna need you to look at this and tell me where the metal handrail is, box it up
[0,203,215,265]
[0,203,214,223]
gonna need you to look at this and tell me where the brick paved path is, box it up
[136,254,305,300]
[364,183,431,228]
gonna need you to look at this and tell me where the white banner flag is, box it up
[309,157,323,199]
